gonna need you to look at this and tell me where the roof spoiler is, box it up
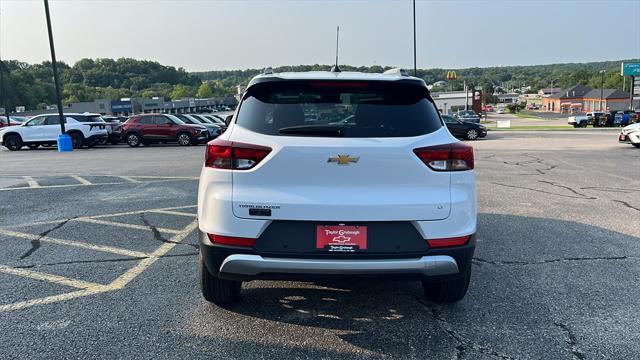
[383,68,409,77]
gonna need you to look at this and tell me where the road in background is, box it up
[0,132,638,359]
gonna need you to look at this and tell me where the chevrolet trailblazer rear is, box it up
[197,68,477,305]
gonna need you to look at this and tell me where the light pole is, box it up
[412,0,417,76]
[44,0,72,152]
[599,70,605,111]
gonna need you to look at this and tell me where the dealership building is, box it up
[541,84,632,113]
[17,96,237,117]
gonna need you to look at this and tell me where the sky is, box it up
[1,0,639,72]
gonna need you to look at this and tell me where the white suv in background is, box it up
[198,69,477,305]
[619,123,640,148]
[0,113,108,150]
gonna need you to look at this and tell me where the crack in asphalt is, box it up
[12,252,199,269]
[581,186,640,194]
[554,322,586,360]
[612,200,640,213]
[18,217,76,260]
[140,214,199,251]
[537,180,596,199]
[472,256,632,267]
[416,299,517,360]
[490,182,594,200]
[503,154,558,175]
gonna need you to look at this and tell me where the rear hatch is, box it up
[229,79,452,222]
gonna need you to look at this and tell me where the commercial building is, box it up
[541,84,631,113]
[431,90,482,115]
[17,96,238,117]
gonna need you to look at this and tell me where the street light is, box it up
[43,0,72,152]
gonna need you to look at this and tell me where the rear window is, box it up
[71,115,105,123]
[236,81,442,137]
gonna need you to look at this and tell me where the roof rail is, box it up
[263,67,273,75]
[383,68,409,77]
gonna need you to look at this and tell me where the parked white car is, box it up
[198,68,477,305]
[0,113,108,151]
[619,123,640,148]
[567,115,588,128]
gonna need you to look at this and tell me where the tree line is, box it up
[1,57,638,112]
[194,59,638,101]
[0,58,233,112]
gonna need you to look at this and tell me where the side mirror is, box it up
[166,121,174,126]
[225,115,233,126]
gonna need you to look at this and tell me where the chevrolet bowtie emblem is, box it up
[328,154,359,165]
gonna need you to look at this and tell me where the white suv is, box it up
[0,113,108,151]
[198,69,477,305]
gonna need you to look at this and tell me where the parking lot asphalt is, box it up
[0,131,638,359]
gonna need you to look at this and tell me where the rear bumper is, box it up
[201,230,475,282]
[219,254,459,278]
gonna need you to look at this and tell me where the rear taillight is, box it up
[427,235,471,248]
[413,142,474,171]
[205,139,271,170]
[207,233,256,247]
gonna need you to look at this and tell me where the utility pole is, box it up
[464,80,468,110]
[412,0,417,76]
[44,0,72,151]
[599,70,605,111]
[0,61,10,121]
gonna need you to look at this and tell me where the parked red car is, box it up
[0,116,26,128]
[121,113,208,147]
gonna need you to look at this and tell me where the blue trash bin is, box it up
[57,134,73,152]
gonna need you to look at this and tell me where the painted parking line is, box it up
[75,218,182,234]
[0,265,108,290]
[70,175,92,185]
[108,220,198,289]
[0,178,196,192]
[0,174,198,192]
[0,228,149,258]
[0,288,112,313]
[3,205,198,229]
[149,209,197,217]
[0,205,198,313]
[23,176,41,188]
[118,176,141,183]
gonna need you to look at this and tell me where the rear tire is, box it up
[200,255,241,305]
[422,268,471,304]
[126,133,141,147]
[69,132,84,149]
[465,129,479,140]
[633,143,640,148]
[4,134,23,151]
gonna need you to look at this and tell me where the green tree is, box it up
[170,84,194,100]
[197,82,213,98]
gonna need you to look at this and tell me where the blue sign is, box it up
[621,62,640,76]
[111,100,132,112]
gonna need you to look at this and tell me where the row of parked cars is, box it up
[0,112,232,151]
[568,110,638,128]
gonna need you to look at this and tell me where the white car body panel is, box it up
[0,114,107,145]
[198,123,477,240]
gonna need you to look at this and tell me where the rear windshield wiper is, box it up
[278,125,345,136]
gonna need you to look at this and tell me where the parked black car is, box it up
[173,114,222,140]
[454,110,481,124]
[442,114,487,140]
